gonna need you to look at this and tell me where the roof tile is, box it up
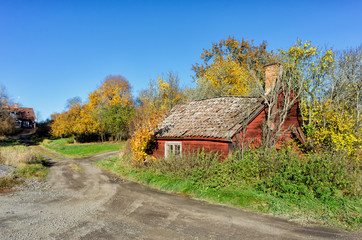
[156,96,263,139]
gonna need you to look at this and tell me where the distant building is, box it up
[4,103,36,129]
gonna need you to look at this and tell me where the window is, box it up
[165,142,182,158]
[23,121,29,127]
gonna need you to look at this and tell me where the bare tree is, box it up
[250,63,305,147]
[0,85,15,136]
[65,96,82,110]
[327,45,362,132]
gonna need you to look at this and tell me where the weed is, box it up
[15,163,49,179]
[69,162,82,172]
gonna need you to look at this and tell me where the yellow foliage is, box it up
[199,55,252,96]
[280,40,334,79]
[192,37,274,97]
[50,103,98,137]
[130,73,184,163]
[307,101,361,157]
[130,106,165,163]
[89,75,132,109]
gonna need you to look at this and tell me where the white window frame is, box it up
[165,142,182,158]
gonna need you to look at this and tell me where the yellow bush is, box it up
[307,101,361,157]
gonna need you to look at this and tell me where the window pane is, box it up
[167,145,172,156]
[175,145,180,155]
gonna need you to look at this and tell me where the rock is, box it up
[0,164,18,177]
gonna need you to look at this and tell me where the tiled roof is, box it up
[156,96,264,140]
[7,106,36,121]
[19,107,36,121]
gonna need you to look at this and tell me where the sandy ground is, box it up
[0,146,360,240]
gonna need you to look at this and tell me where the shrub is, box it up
[144,146,360,200]
[244,147,361,199]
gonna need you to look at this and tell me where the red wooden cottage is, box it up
[4,103,37,129]
[152,64,305,159]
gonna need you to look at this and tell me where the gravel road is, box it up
[0,146,359,240]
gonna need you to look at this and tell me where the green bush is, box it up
[104,146,361,230]
[148,146,360,200]
[252,148,360,200]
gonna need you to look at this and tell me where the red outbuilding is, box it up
[152,64,306,159]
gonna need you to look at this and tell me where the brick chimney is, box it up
[5,103,8,107]
[264,63,280,96]
[14,103,18,108]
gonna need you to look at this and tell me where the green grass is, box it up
[96,156,362,231]
[15,161,50,179]
[41,137,124,158]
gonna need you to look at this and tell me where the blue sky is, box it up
[1,0,361,121]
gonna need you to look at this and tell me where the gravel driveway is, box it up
[0,146,359,240]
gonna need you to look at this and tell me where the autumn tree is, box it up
[51,75,134,142]
[0,85,15,136]
[65,96,82,110]
[250,40,361,157]
[100,105,134,141]
[50,112,65,137]
[130,72,185,163]
[89,75,134,141]
[190,37,274,99]
[306,45,362,155]
[51,99,98,142]
[246,40,334,148]
[328,45,361,132]
[88,75,133,109]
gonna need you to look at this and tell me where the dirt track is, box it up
[0,146,359,239]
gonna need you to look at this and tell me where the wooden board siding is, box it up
[153,138,230,159]
[233,101,302,148]
[232,107,265,148]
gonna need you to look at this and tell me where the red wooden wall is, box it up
[234,101,301,148]
[152,138,230,159]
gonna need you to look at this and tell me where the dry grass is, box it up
[0,175,23,193]
[0,144,49,192]
[0,146,38,168]
[69,162,82,172]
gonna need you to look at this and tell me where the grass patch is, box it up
[0,145,39,166]
[41,137,124,158]
[96,155,361,231]
[15,163,49,179]
[0,175,24,192]
[0,144,50,192]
